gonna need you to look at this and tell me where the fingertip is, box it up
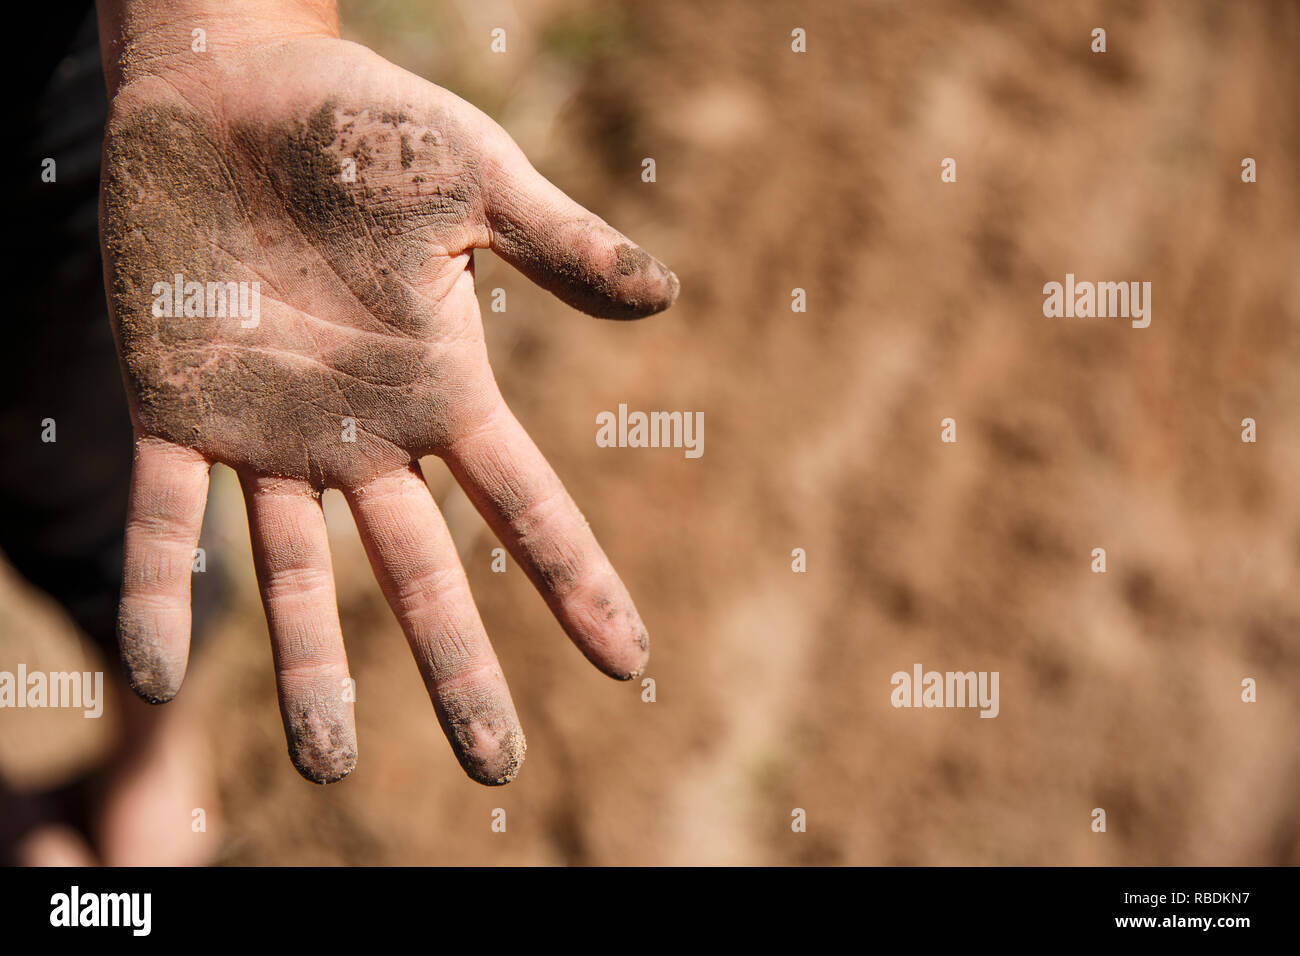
[600,624,649,681]
[620,649,651,683]
[593,243,679,320]
[285,714,358,786]
[292,753,357,786]
[117,614,187,704]
[279,682,359,785]
[459,727,527,787]
[566,587,651,680]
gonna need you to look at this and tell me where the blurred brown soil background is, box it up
[2,0,1299,864]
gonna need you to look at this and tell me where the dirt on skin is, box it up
[2,0,1299,864]
[281,682,358,785]
[100,95,483,489]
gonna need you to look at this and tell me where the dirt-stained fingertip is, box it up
[117,613,186,704]
[285,714,358,785]
[291,752,357,786]
[615,629,651,681]
[291,757,356,785]
[534,248,679,320]
[606,241,680,318]
[565,590,651,681]
[592,623,650,682]
[455,727,527,787]
[493,215,680,320]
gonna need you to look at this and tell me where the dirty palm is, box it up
[101,38,678,785]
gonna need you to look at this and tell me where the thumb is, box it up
[480,132,679,320]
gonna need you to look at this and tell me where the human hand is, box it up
[98,2,677,784]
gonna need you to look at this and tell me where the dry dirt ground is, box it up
[2,0,1299,864]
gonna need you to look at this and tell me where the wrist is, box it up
[95,0,340,97]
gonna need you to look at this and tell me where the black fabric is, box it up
[0,7,131,650]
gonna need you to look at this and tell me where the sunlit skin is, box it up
[97,0,678,785]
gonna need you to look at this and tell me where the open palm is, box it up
[101,37,677,784]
